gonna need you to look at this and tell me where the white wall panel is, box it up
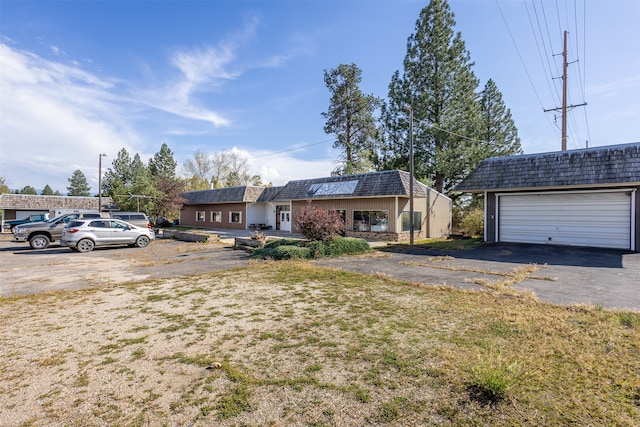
[498,191,632,249]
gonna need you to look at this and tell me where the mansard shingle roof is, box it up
[455,142,640,193]
[271,170,428,202]
[181,186,266,204]
[0,194,116,211]
[179,170,436,206]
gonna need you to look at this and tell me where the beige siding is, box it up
[426,188,452,238]
[291,197,435,236]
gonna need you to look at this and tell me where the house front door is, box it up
[279,210,291,232]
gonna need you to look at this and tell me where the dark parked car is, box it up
[4,214,49,233]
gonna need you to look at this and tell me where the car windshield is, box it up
[46,215,68,223]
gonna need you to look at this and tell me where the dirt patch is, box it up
[1,236,639,426]
[0,236,249,297]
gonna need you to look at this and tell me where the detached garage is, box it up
[456,143,640,251]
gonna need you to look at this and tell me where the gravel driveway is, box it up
[0,234,250,297]
[1,233,638,311]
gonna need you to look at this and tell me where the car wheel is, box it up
[135,235,150,248]
[76,239,95,253]
[29,234,50,249]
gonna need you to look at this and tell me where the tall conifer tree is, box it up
[323,63,380,176]
[378,0,482,194]
[478,79,522,158]
[67,170,91,196]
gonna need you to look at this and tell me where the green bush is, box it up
[262,238,302,249]
[252,244,311,260]
[307,237,370,258]
[252,236,370,260]
[459,207,484,237]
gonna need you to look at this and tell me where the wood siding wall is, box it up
[426,187,452,238]
[180,203,247,230]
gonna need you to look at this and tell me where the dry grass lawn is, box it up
[1,261,639,426]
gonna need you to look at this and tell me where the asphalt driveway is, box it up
[314,242,640,312]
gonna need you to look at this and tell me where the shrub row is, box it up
[251,236,370,260]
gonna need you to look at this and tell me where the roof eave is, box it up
[457,181,640,193]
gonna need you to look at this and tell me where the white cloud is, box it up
[0,44,136,192]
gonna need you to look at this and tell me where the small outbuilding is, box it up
[0,194,117,232]
[455,142,640,251]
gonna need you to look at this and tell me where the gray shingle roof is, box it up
[0,194,116,211]
[455,142,640,192]
[271,170,428,201]
[256,186,283,202]
[181,186,266,204]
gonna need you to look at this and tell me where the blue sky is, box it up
[1,0,639,194]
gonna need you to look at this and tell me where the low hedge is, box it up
[251,236,371,260]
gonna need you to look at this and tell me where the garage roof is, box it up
[455,142,640,192]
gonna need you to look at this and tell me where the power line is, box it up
[245,137,335,160]
[497,0,559,138]
[525,1,560,108]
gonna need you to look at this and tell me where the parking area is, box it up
[0,233,250,297]
[1,232,638,311]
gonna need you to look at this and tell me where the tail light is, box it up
[67,228,80,233]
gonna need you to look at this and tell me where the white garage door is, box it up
[498,191,632,250]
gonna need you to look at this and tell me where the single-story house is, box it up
[180,170,452,241]
[455,142,640,251]
[0,194,117,232]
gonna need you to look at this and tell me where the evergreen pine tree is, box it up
[148,143,177,180]
[20,185,38,195]
[322,63,380,175]
[67,170,91,196]
[378,0,482,194]
[478,79,522,158]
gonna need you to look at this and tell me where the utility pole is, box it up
[544,31,587,150]
[98,153,107,212]
[561,30,568,151]
[405,105,414,246]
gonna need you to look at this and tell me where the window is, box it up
[196,211,205,222]
[230,212,242,223]
[353,210,388,232]
[211,211,222,223]
[401,211,422,232]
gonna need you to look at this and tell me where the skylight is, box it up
[306,180,359,197]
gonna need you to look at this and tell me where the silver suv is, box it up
[13,212,108,249]
[60,219,155,252]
